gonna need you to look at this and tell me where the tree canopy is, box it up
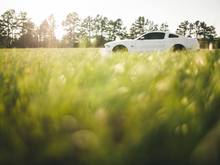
[0,9,218,48]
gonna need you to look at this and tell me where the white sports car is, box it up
[104,32,200,53]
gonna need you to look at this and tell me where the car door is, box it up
[135,32,166,52]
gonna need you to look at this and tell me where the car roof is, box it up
[140,31,183,37]
[142,31,169,34]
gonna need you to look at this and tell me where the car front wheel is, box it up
[112,45,128,53]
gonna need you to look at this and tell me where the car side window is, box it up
[169,34,179,38]
[142,32,165,40]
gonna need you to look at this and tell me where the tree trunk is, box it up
[209,42,213,51]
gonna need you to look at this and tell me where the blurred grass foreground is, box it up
[0,49,220,165]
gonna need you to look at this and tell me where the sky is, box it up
[0,0,220,39]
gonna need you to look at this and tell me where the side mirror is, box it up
[138,36,145,40]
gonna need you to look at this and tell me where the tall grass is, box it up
[0,48,220,165]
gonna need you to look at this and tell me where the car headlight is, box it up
[105,44,110,48]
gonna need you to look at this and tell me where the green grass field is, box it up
[0,48,220,165]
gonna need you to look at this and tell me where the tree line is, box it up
[0,9,218,48]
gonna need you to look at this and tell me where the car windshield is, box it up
[136,32,165,40]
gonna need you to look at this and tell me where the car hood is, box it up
[105,39,133,46]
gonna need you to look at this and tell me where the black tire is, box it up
[112,45,128,53]
[173,44,186,52]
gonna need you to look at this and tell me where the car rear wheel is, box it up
[112,45,128,53]
[173,44,186,52]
